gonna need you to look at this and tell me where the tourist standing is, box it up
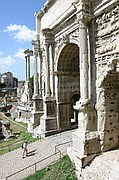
[22,141,28,158]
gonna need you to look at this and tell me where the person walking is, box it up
[22,141,28,158]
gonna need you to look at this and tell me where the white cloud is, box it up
[4,24,35,42]
[0,55,16,72]
[0,55,15,66]
[0,51,3,56]
[14,48,26,59]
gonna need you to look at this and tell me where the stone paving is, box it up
[1,128,119,180]
[81,148,119,180]
[0,129,75,180]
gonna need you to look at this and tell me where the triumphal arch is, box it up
[29,0,119,177]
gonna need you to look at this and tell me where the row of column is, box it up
[33,11,55,99]
[31,10,89,103]
[24,49,33,83]
[32,42,54,98]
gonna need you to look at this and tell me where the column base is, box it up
[67,146,97,179]
[40,115,58,136]
[67,146,96,167]
[69,99,101,170]
[27,110,43,132]
[39,97,57,136]
[72,129,101,156]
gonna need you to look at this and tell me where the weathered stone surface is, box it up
[20,0,119,178]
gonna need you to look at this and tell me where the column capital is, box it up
[77,0,91,12]
[24,49,33,57]
[44,43,50,49]
[34,11,40,19]
[32,40,40,47]
[77,14,90,27]
[32,40,40,56]
[42,28,54,45]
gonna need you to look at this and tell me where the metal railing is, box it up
[5,140,72,180]
[6,151,61,180]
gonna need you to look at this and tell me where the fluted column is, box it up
[79,15,89,101]
[50,44,54,96]
[34,11,40,40]
[24,49,33,82]
[25,56,27,82]
[35,12,40,34]
[34,49,39,97]
[44,44,51,97]
[27,55,30,82]
[38,51,42,97]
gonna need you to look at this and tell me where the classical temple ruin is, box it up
[17,0,119,178]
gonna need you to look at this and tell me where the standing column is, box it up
[35,12,40,34]
[27,55,30,82]
[23,49,33,102]
[24,49,33,82]
[68,11,100,172]
[34,11,40,40]
[38,51,42,97]
[34,49,39,97]
[49,44,54,96]
[44,44,51,97]
[79,15,89,101]
[25,56,27,82]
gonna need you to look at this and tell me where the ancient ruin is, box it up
[16,0,119,178]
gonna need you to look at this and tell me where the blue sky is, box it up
[0,0,46,80]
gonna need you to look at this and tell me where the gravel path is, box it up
[0,129,75,180]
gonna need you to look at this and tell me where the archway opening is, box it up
[71,94,79,127]
[57,43,80,130]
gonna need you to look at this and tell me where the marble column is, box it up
[33,49,39,97]
[44,44,51,97]
[24,49,33,83]
[30,41,43,130]
[49,44,54,97]
[27,55,30,82]
[79,15,89,101]
[68,14,101,172]
[21,49,33,102]
[34,11,40,40]
[25,56,27,82]
[38,51,42,97]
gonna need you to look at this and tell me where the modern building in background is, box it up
[0,72,18,97]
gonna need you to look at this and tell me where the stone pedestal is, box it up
[40,96,57,135]
[20,81,32,103]
[32,110,42,128]
[68,100,101,173]
[28,97,43,132]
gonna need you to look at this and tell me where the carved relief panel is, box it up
[47,101,56,116]
[95,5,119,63]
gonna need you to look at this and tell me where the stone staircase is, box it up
[80,149,119,180]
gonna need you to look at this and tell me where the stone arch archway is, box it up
[70,93,79,127]
[98,71,119,152]
[56,43,80,130]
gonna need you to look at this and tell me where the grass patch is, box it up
[24,155,77,180]
[0,112,38,155]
